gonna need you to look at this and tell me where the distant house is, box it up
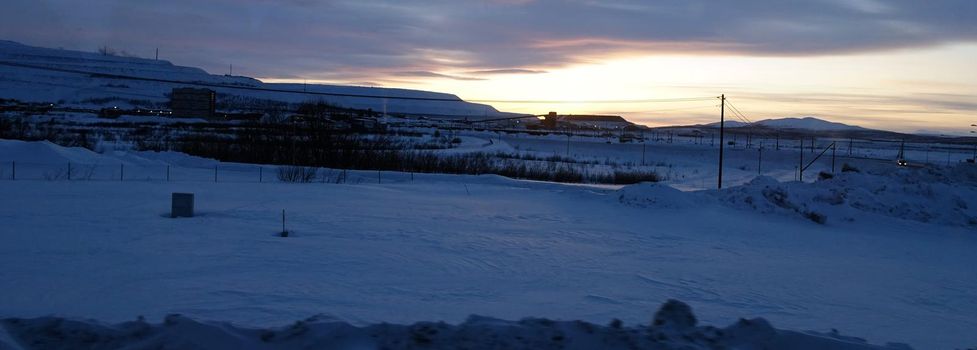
[170,88,216,119]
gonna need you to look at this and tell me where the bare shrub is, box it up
[611,170,663,184]
[43,167,69,181]
[277,166,317,183]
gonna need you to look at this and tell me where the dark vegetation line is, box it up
[0,115,662,185]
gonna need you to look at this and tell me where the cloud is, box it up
[393,71,485,81]
[468,69,548,75]
[1,0,975,81]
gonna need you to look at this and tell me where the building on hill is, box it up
[170,88,216,119]
[543,112,634,130]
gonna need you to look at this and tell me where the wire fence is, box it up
[0,161,462,185]
[621,132,977,166]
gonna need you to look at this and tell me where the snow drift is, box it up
[0,300,910,350]
[617,165,977,227]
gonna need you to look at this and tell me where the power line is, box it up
[724,99,754,125]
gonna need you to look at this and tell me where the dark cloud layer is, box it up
[1,0,975,81]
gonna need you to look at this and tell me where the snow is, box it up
[713,169,977,226]
[0,139,113,164]
[754,117,866,131]
[1,140,976,348]
[0,300,911,349]
[0,40,502,117]
[707,117,866,131]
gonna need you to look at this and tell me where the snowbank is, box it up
[616,166,977,227]
[0,139,111,164]
[715,167,977,226]
[0,300,909,350]
[615,182,703,209]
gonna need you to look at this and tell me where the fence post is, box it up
[259,167,263,183]
[377,169,381,184]
[67,162,71,180]
[831,142,836,172]
[166,165,170,182]
[641,134,647,166]
[11,161,14,180]
[120,163,124,181]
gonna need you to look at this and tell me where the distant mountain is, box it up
[0,40,504,117]
[754,117,866,131]
[706,117,865,131]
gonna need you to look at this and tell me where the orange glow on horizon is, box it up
[260,43,977,134]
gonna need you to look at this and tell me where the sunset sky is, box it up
[3,0,976,133]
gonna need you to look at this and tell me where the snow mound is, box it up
[617,166,976,227]
[616,183,702,209]
[0,300,910,350]
[0,139,225,170]
[0,139,110,164]
[114,150,219,169]
[716,167,977,226]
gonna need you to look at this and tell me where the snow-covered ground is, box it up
[1,139,976,348]
[0,300,912,349]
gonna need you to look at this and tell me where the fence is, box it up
[0,161,247,182]
[0,160,452,185]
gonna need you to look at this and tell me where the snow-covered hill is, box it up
[756,117,866,131]
[0,40,502,117]
[708,117,866,131]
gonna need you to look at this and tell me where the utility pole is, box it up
[757,142,763,174]
[718,94,725,189]
[798,139,804,181]
[641,131,646,166]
